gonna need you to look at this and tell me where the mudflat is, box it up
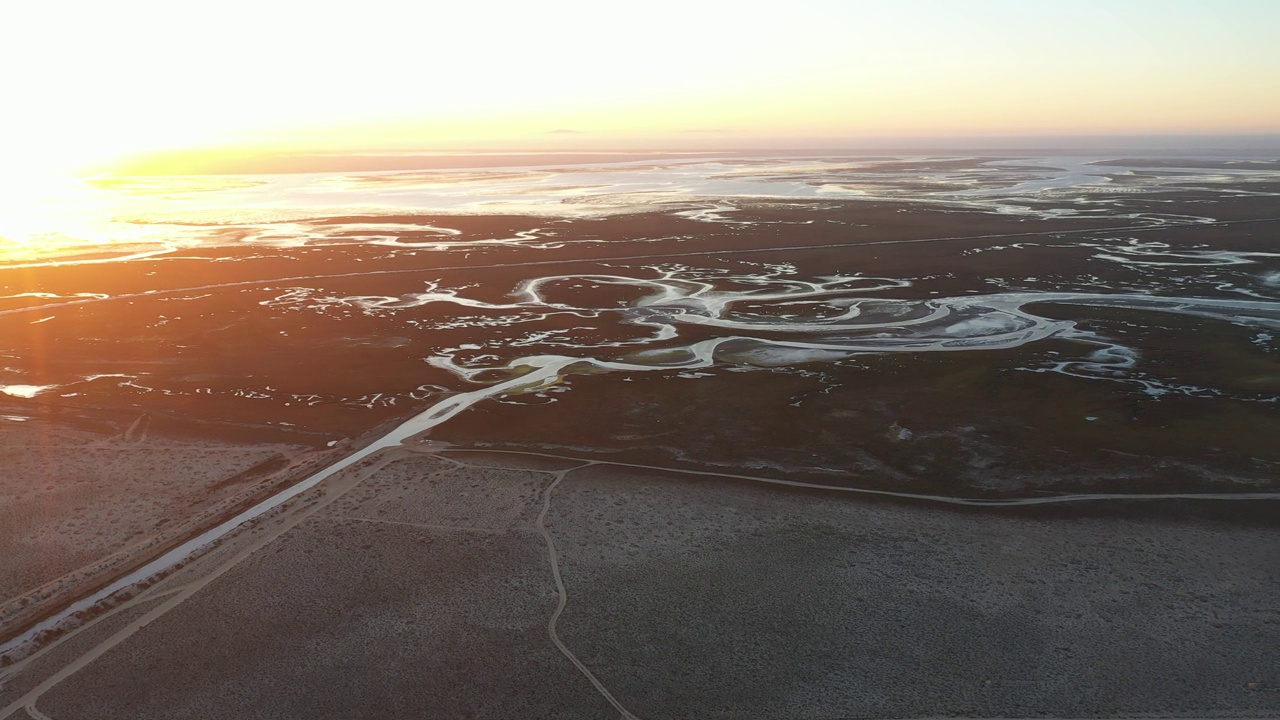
[1,155,1277,717]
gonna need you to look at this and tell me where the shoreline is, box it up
[1,162,1276,716]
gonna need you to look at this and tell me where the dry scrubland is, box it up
[0,418,307,640]
[1,163,1277,718]
[10,448,1276,719]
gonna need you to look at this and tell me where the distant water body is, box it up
[4,152,1279,266]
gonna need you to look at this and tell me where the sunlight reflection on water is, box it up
[2,155,1276,265]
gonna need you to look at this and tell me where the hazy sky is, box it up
[3,0,1279,173]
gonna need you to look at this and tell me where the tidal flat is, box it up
[1,154,1277,718]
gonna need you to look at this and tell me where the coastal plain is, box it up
[1,155,1277,718]
[12,450,1278,719]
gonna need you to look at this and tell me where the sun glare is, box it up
[0,173,79,247]
[0,0,1275,259]
[0,150,148,263]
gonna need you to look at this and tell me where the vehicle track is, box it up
[534,462,644,720]
[440,448,1280,507]
[0,451,399,720]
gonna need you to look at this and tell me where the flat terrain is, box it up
[0,428,299,599]
[0,416,312,647]
[3,448,1275,719]
[1,155,1277,717]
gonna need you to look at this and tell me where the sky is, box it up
[2,0,1279,176]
